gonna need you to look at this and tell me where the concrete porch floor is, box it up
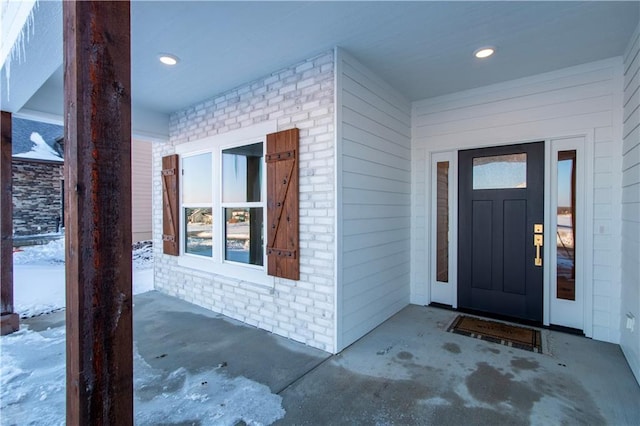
[24,290,640,425]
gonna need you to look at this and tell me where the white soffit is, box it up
[2,1,638,137]
[0,0,61,114]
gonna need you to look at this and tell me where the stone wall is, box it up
[12,159,63,236]
[152,50,336,352]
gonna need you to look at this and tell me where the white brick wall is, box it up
[152,51,335,352]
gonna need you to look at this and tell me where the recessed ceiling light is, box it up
[474,47,495,59]
[158,54,179,66]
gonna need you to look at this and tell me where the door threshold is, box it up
[548,323,584,336]
[428,302,455,311]
[450,307,543,328]
[428,304,585,337]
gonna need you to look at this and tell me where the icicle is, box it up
[3,59,10,100]
[3,0,39,102]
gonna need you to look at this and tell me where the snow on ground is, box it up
[12,237,154,318]
[2,238,286,425]
[134,349,285,425]
[1,327,285,425]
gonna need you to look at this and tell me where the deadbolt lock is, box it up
[534,224,543,233]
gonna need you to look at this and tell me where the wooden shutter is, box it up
[266,128,299,280]
[162,154,180,255]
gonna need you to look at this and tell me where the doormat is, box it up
[447,315,542,353]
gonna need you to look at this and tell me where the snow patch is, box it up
[0,327,66,426]
[1,327,285,425]
[13,237,155,318]
[134,348,285,425]
[13,237,65,265]
[13,131,63,162]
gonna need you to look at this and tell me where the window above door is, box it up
[472,153,527,190]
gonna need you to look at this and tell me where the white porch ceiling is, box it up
[1,1,638,139]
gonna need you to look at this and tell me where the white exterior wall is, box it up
[132,138,152,243]
[412,58,624,343]
[336,49,411,351]
[152,51,335,352]
[621,25,640,383]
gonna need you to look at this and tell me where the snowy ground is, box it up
[12,238,154,318]
[1,239,285,425]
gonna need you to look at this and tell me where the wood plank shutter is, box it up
[266,128,299,280]
[162,154,180,255]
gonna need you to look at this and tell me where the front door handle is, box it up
[534,234,543,266]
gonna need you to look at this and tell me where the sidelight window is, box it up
[436,161,449,282]
[556,150,576,301]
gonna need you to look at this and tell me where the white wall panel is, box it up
[336,48,411,351]
[621,24,640,385]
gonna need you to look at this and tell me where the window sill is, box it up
[177,255,275,287]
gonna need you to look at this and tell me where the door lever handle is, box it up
[534,234,543,266]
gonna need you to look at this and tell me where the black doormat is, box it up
[447,315,542,353]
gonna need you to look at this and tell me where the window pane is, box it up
[225,207,263,266]
[222,143,263,203]
[185,207,212,257]
[183,153,212,204]
[557,150,576,301]
[473,153,527,190]
[436,162,449,282]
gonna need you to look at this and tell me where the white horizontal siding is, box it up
[414,60,620,150]
[621,24,640,385]
[336,48,411,351]
[131,138,152,242]
[412,57,624,343]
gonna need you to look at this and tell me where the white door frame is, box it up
[547,136,594,334]
[429,151,458,307]
[427,134,593,337]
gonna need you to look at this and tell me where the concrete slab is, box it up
[21,293,640,425]
[21,290,329,396]
[277,305,640,425]
[133,291,329,394]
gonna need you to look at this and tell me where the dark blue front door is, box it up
[458,142,544,322]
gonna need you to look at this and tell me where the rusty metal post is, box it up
[1,111,18,336]
[63,1,133,424]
